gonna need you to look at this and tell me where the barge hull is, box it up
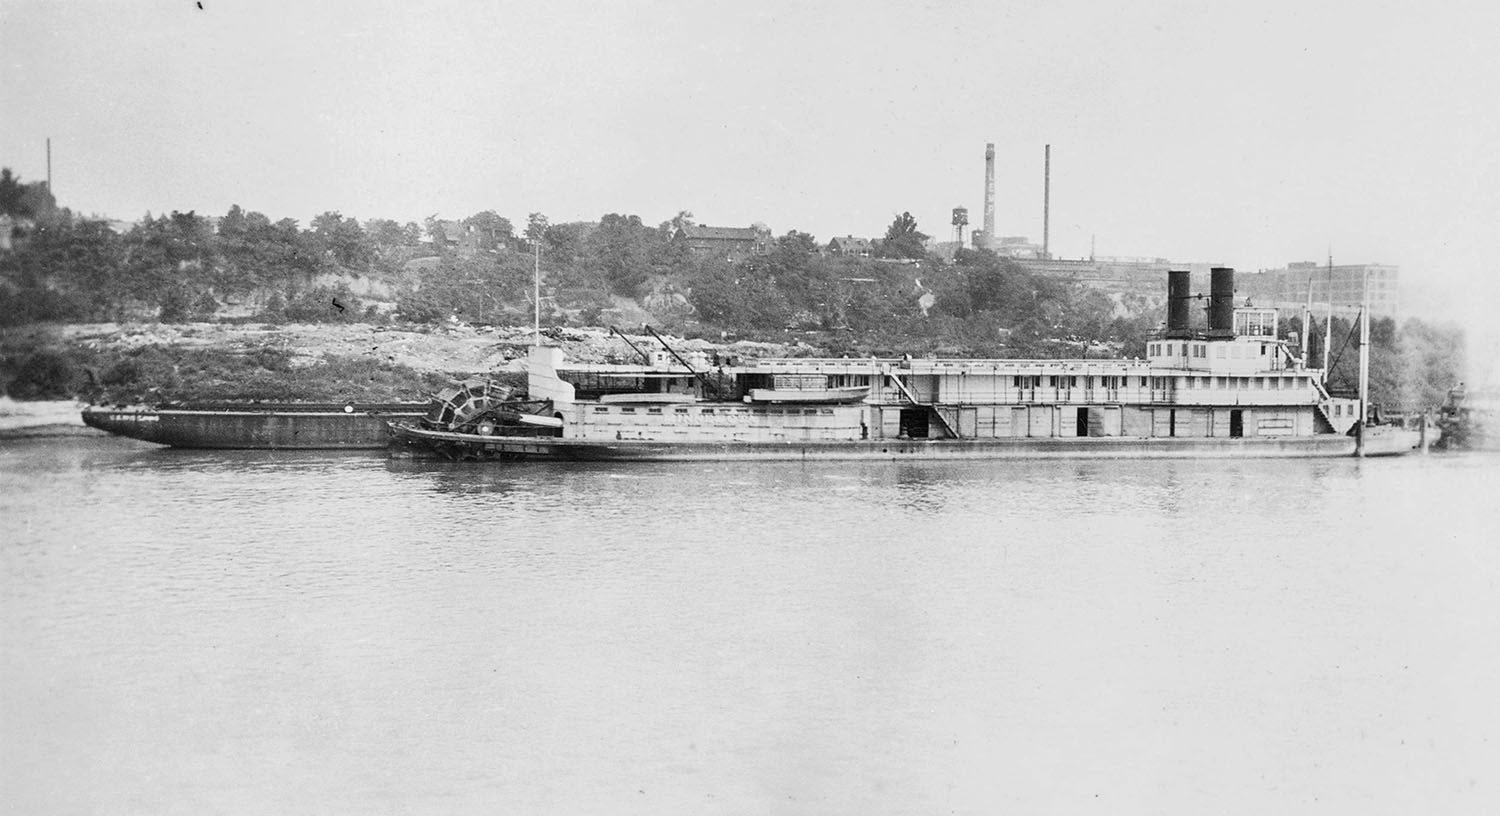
[84,405,426,450]
[390,425,1420,461]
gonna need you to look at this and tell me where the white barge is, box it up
[389,269,1423,461]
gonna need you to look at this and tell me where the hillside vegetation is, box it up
[0,168,1465,409]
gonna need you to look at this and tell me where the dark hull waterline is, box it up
[389,423,1424,462]
[83,404,427,450]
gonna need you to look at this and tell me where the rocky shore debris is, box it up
[4,321,826,407]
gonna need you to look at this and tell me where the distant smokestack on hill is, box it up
[1042,144,1050,259]
[983,143,995,250]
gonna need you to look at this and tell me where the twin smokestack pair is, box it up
[1166,268,1238,340]
[981,142,1050,256]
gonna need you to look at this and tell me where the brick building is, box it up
[1236,262,1399,320]
[673,225,772,258]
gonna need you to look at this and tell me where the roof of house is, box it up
[676,225,763,241]
[829,235,873,249]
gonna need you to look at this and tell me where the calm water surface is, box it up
[3,435,1498,815]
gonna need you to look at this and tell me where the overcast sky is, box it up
[3,0,1498,327]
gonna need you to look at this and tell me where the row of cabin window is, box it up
[591,406,834,416]
[1149,342,1271,358]
[1014,375,1173,389]
[1180,376,1307,390]
[1014,375,1134,389]
[1010,375,1308,390]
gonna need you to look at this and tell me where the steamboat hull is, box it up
[389,423,1421,462]
[389,267,1429,463]
[84,404,426,449]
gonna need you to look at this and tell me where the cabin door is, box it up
[1230,409,1244,438]
[1076,407,1090,437]
[898,408,929,439]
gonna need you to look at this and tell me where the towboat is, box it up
[1436,385,1499,451]
[389,269,1424,461]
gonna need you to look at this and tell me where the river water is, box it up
[3,435,1498,815]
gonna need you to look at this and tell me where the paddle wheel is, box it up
[424,379,560,436]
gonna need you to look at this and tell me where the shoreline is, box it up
[0,397,93,439]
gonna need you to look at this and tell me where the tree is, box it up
[525,212,549,245]
[589,213,660,298]
[463,210,514,249]
[0,168,53,219]
[777,230,818,255]
[402,222,423,245]
[365,218,416,249]
[688,265,792,330]
[943,248,1032,319]
[218,204,248,239]
[0,168,26,216]
[543,221,587,261]
[425,216,448,246]
[311,211,373,269]
[877,212,929,259]
[1396,318,1465,408]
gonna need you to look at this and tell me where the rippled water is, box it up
[3,436,1499,814]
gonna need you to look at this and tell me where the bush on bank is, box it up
[0,330,455,404]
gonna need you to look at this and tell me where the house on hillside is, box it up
[672,224,772,258]
[430,219,503,257]
[825,236,874,258]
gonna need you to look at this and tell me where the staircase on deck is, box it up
[886,372,960,438]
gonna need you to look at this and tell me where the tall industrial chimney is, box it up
[1042,144,1051,259]
[982,143,995,250]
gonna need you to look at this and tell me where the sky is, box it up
[3,0,1499,335]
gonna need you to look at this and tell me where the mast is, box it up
[1356,266,1370,457]
[1300,275,1313,362]
[1322,253,1334,380]
[533,240,541,348]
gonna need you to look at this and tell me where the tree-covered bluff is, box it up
[0,169,1465,409]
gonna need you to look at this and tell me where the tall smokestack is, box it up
[1208,267,1236,338]
[1042,144,1050,259]
[1166,270,1192,338]
[983,142,995,250]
